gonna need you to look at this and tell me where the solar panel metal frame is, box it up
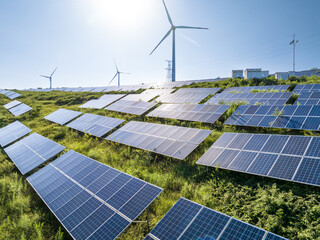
[147,103,230,124]
[67,113,125,137]
[8,103,32,116]
[105,99,157,115]
[4,132,65,174]
[106,121,212,160]
[44,109,83,125]
[0,121,32,147]
[197,132,320,187]
[27,150,163,240]
[145,197,287,240]
[225,104,320,131]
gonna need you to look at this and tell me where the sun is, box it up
[88,0,155,31]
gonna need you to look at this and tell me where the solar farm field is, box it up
[1,75,320,239]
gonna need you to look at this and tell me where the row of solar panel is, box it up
[3,100,32,116]
[0,121,288,239]
[293,83,320,93]
[225,105,320,131]
[197,132,320,187]
[294,91,320,105]
[224,85,290,93]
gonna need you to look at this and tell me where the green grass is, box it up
[1,76,320,239]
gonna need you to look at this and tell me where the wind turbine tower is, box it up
[290,34,299,72]
[150,0,208,82]
[165,60,172,82]
[40,67,57,89]
[109,59,130,87]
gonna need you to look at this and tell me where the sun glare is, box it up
[88,0,154,31]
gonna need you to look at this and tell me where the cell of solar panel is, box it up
[147,103,230,124]
[4,133,65,174]
[247,153,279,176]
[145,197,287,240]
[0,121,32,147]
[67,113,124,137]
[281,136,311,156]
[243,134,270,151]
[8,103,32,116]
[106,121,211,160]
[44,108,82,125]
[4,100,21,109]
[228,151,258,171]
[293,157,320,186]
[227,133,253,149]
[79,94,125,109]
[105,99,157,115]
[27,150,162,240]
[268,155,302,180]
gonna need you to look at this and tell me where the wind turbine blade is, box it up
[176,26,209,30]
[40,75,50,78]
[162,0,173,26]
[120,72,131,74]
[109,72,118,85]
[150,29,172,55]
[113,58,119,72]
[50,67,58,77]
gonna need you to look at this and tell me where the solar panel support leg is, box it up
[147,206,150,231]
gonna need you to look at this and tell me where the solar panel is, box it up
[106,121,211,160]
[294,92,320,105]
[206,92,292,105]
[147,103,230,124]
[154,88,220,104]
[293,84,320,94]
[105,100,157,115]
[79,94,125,109]
[145,197,287,240]
[90,87,109,92]
[67,113,125,137]
[121,89,173,102]
[224,85,289,93]
[27,150,162,240]
[44,109,82,125]
[4,133,65,174]
[8,103,32,116]
[0,121,32,147]
[4,100,22,109]
[225,104,320,131]
[197,132,320,187]
[7,92,22,99]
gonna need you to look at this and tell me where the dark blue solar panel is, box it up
[243,134,270,151]
[180,207,230,240]
[293,158,320,186]
[27,150,162,240]
[286,117,305,129]
[219,218,266,240]
[281,136,311,156]
[258,116,276,127]
[302,117,320,130]
[294,106,312,116]
[246,116,264,126]
[147,198,202,240]
[268,155,302,180]
[197,132,320,187]
[228,151,258,172]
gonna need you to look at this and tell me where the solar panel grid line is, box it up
[244,135,272,173]
[176,206,204,239]
[290,136,313,180]
[216,217,233,240]
[264,136,291,177]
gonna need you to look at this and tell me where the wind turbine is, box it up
[109,59,130,87]
[40,67,57,89]
[150,0,208,82]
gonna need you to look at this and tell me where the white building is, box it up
[275,69,320,80]
[232,70,243,78]
[244,68,269,79]
[275,72,289,80]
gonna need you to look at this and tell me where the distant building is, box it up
[244,68,269,79]
[275,69,320,80]
[232,70,243,78]
[275,72,289,80]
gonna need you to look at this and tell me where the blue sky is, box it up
[1,0,319,89]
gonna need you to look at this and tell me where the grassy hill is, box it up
[0,75,320,240]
